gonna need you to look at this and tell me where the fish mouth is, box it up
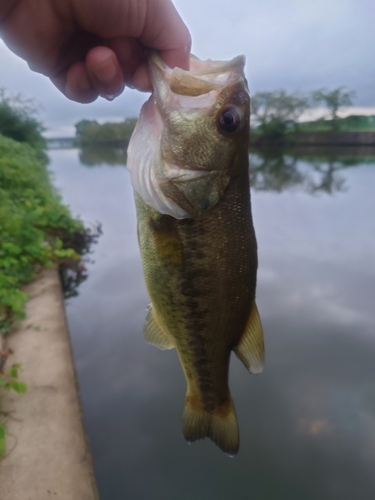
[149,51,247,98]
[127,51,250,220]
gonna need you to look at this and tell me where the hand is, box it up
[0,0,191,103]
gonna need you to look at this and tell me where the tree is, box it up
[75,119,99,137]
[312,87,356,131]
[251,91,309,142]
[0,89,46,157]
[74,118,137,146]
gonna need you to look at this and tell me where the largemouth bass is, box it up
[127,52,264,456]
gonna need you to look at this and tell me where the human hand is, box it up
[0,0,191,103]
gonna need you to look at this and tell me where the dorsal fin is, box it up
[143,305,175,350]
[234,301,264,374]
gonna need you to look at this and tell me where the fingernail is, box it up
[78,73,91,91]
[100,82,125,101]
[92,55,117,83]
[100,94,116,101]
[65,84,74,100]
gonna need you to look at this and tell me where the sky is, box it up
[0,0,373,137]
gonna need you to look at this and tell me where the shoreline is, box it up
[251,131,375,148]
[0,268,99,500]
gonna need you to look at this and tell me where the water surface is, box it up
[49,148,375,500]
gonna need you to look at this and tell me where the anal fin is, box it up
[143,305,175,350]
[234,301,264,374]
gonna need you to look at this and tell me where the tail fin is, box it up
[181,395,239,456]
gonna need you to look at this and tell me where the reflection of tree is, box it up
[250,149,304,192]
[308,162,347,194]
[250,147,368,195]
[59,266,89,299]
[59,223,102,299]
[79,147,127,166]
[77,145,372,196]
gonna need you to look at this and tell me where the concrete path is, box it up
[0,269,100,500]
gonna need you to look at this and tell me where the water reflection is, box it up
[77,144,375,196]
[48,147,375,500]
[59,222,102,299]
[250,146,375,194]
[79,146,127,166]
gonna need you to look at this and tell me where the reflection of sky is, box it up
[49,150,375,499]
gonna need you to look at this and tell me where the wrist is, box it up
[0,0,19,22]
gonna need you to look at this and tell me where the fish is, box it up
[127,51,264,456]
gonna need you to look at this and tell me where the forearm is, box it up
[0,0,19,22]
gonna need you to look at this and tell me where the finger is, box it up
[131,62,152,92]
[85,46,125,99]
[51,46,126,103]
[105,37,151,92]
[141,0,192,70]
[105,37,147,88]
[61,61,98,103]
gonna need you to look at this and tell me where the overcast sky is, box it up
[0,0,373,136]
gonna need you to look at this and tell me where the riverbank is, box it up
[0,268,99,500]
[251,131,375,147]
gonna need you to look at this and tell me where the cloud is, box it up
[0,0,374,135]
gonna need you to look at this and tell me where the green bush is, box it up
[0,89,47,162]
[0,134,85,328]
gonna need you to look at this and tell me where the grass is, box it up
[298,115,375,133]
[0,133,89,331]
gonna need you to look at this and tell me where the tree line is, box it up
[251,86,357,141]
[0,89,47,161]
[74,118,137,146]
[73,86,368,148]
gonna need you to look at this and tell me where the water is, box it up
[49,147,375,500]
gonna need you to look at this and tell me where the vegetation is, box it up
[250,87,367,144]
[0,89,100,460]
[0,364,28,459]
[75,118,137,146]
[0,134,92,331]
[312,87,356,130]
[298,114,375,133]
[0,89,47,162]
[251,90,309,140]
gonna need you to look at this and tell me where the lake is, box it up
[49,147,375,500]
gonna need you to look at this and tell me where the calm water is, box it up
[49,147,375,500]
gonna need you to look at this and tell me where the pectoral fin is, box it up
[234,301,264,374]
[160,170,229,218]
[171,170,227,215]
[143,305,175,350]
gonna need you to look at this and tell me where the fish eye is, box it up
[218,108,241,133]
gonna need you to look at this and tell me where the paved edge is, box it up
[0,268,100,500]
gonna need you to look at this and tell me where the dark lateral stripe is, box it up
[178,222,217,413]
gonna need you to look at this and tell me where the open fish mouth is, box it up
[150,51,247,98]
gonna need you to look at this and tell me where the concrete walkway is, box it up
[0,269,99,500]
